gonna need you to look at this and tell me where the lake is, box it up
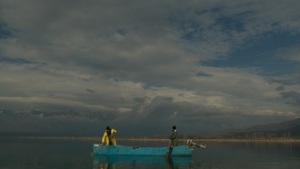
[1,138,300,169]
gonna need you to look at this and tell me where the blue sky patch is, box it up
[0,23,12,39]
[201,32,300,76]
[0,56,32,64]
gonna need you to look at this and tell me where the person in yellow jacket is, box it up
[102,126,117,146]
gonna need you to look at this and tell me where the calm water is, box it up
[1,138,300,169]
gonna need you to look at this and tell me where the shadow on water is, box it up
[92,155,193,169]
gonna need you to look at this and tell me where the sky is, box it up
[0,0,300,137]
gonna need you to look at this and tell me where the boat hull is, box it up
[93,144,193,156]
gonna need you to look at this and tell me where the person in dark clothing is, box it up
[169,125,178,146]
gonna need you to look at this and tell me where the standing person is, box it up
[166,125,178,158]
[102,126,117,146]
[169,125,178,146]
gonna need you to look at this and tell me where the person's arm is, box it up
[111,129,117,136]
[170,131,178,139]
[169,132,175,139]
[101,132,106,144]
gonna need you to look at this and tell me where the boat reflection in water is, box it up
[92,155,193,169]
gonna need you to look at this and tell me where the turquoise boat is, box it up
[93,144,193,156]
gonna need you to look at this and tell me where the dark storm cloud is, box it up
[0,23,11,39]
[281,91,300,107]
[113,96,247,135]
[276,85,285,91]
[272,75,300,86]
[86,88,96,93]
[0,109,118,136]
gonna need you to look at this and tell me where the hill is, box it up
[225,118,300,139]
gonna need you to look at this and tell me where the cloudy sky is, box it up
[0,0,300,137]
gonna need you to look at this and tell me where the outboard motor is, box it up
[187,139,206,148]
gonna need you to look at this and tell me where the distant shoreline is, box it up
[1,136,300,143]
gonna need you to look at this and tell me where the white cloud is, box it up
[0,0,299,134]
[277,45,300,62]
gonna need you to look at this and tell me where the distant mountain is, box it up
[245,118,300,132]
[225,118,300,139]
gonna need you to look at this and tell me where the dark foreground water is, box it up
[1,138,300,169]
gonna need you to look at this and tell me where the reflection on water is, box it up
[92,156,193,169]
